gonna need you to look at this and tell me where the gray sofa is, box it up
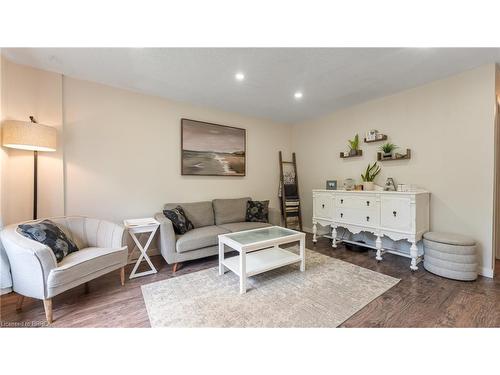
[154,197,279,271]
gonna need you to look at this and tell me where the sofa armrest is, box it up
[0,225,57,299]
[154,212,177,264]
[85,218,125,249]
[269,207,282,226]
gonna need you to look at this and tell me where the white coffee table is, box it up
[218,226,305,294]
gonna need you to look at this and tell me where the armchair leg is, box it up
[43,299,53,324]
[120,267,125,286]
[84,282,90,294]
[172,263,182,273]
[16,295,25,312]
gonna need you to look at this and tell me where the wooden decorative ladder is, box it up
[279,151,303,231]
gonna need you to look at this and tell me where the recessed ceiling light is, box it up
[294,91,303,99]
[235,72,245,81]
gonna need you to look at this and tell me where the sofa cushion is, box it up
[165,201,214,228]
[47,246,127,288]
[213,197,251,225]
[245,200,269,223]
[18,220,79,263]
[163,206,194,234]
[218,221,272,232]
[176,226,230,253]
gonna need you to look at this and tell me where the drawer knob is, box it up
[393,211,397,217]
[366,216,370,221]
[322,204,325,209]
[340,213,343,218]
[366,201,370,206]
[340,199,343,204]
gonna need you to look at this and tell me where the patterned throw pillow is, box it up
[163,206,194,235]
[246,200,269,223]
[18,220,79,263]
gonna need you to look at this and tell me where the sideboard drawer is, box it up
[335,207,379,226]
[314,194,334,219]
[336,194,377,210]
[380,196,412,231]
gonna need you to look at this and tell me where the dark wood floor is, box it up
[1,233,499,327]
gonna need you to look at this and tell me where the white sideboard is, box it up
[312,189,430,270]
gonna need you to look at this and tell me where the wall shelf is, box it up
[364,135,388,143]
[340,150,363,158]
[377,149,411,161]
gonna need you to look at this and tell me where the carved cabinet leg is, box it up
[375,235,383,261]
[410,242,419,271]
[331,226,337,248]
[312,222,317,243]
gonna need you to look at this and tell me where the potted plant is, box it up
[379,142,398,159]
[348,134,360,156]
[360,162,381,191]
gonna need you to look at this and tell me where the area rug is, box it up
[141,247,400,327]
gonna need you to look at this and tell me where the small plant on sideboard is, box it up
[360,162,381,191]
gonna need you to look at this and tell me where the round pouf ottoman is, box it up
[423,232,478,281]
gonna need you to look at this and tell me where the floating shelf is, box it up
[340,150,363,158]
[377,149,411,161]
[364,135,388,143]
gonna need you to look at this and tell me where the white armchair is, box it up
[0,216,127,323]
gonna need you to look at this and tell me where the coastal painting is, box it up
[181,119,246,176]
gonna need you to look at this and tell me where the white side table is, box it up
[124,218,160,279]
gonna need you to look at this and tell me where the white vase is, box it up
[363,181,375,191]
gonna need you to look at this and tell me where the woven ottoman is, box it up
[423,232,477,281]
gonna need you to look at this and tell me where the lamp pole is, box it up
[29,116,38,220]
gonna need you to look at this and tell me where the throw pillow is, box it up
[246,200,269,223]
[163,206,194,235]
[18,220,79,263]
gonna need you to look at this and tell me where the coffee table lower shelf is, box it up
[221,247,302,277]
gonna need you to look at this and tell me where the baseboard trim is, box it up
[479,267,494,278]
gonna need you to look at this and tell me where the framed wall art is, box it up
[181,118,246,176]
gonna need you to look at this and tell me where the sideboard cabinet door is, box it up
[380,196,411,231]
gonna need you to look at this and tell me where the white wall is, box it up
[1,58,64,225]
[63,77,291,223]
[292,64,497,277]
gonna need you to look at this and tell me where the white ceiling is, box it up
[3,48,500,124]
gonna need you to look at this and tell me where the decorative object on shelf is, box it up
[365,129,378,141]
[347,134,360,156]
[326,180,337,190]
[384,177,396,191]
[2,116,57,220]
[354,184,364,191]
[340,150,363,158]
[364,130,387,143]
[379,142,398,159]
[181,118,246,176]
[343,178,355,191]
[360,162,381,191]
[378,148,411,161]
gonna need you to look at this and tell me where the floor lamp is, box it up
[2,117,57,220]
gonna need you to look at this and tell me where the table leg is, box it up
[129,229,158,279]
[239,250,247,294]
[218,241,225,276]
[300,236,305,272]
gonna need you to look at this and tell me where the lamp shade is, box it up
[2,120,57,152]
